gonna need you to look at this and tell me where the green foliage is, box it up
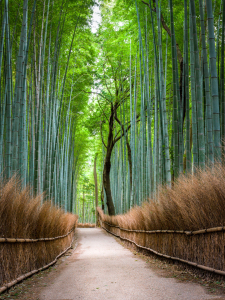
[92,0,225,215]
[1,0,225,219]
[0,0,97,215]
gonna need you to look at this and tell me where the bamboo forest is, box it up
[3,0,225,297]
[0,0,225,219]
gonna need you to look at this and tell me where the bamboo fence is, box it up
[98,211,225,276]
[0,228,75,243]
[0,228,76,294]
[77,223,96,228]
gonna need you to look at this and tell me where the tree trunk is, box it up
[102,104,116,216]
[82,185,85,223]
[126,140,132,188]
[100,185,105,211]
[103,151,115,216]
[93,154,99,225]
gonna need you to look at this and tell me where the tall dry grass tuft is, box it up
[0,177,78,286]
[98,164,225,274]
[100,164,225,231]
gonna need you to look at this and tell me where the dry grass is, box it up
[100,164,225,231]
[0,177,78,286]
[98,164,225,274]
[77,223,96,228]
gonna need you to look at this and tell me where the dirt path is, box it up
[34,228,222,300]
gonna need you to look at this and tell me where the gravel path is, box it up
[40,228,222,300]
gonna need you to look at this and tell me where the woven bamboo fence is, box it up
[0,227,76,293]
[98,209,225,276]
[77,223,96,228]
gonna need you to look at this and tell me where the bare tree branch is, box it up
[114,116,141,143]
[102,64,113,99]
[97,98,109,122]
[80,90,111,102]
[100,119,107,148]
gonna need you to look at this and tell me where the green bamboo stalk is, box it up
[190,0,205,170]
[19,0,28,187]
[221,0,225,146]
[5,0,12,179]
[50,17,79,198]
[156,0,171,186]
[0,83,7,176]
[145,14,153,197]
[153,64,158,195]
[205,0,221,162]
[189,5,198,171]
[199,0,214,165]
[169,0,179,177]
[184,0,191,173]
[130,54,137,207]
[0,5,6,76]
[0,4,6,175]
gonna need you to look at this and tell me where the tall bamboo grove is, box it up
[100,0,225,215]
[0,0,88,212]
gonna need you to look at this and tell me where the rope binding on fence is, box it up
[99,219,225,277]
[0,232,74,294]
[102,221,225,236]
[0,228,76,294]
[0,227,75,243]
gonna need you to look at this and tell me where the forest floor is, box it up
[1,228,225,300]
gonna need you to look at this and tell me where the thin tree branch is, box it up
[81,90,111,102]
[100,120,107,148]
[102,64,113,99]
[114,115,141,143]
[97,98,109,122]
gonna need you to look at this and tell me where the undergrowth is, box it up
[98,164,225,277]
[0,177,78,287]
[100,164,225,231]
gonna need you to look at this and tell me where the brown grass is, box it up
[77,223,96,228]
[100,164,225,231]
[0,177,78,286]
[98,164,225,274]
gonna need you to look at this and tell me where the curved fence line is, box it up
[0,227,75,243]
[0,230,75,294]
[100,222,225,277]
[102,221,225,236]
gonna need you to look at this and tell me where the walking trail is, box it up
[40,228,223,300]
